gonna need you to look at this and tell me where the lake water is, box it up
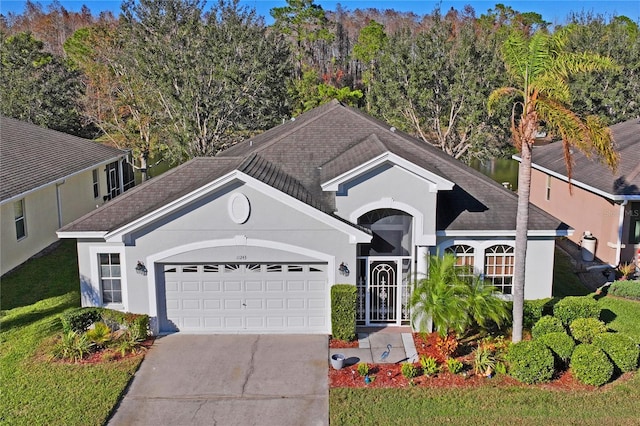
[469,158,519,191]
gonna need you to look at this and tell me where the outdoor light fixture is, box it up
[135,261,147,276]
[339,262,350,276]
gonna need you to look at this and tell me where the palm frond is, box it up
[487,87,519,116]
[531,74,570,104]
[527,32,552,82]
[501,31,528,81]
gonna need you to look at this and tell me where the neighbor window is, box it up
[99,253,122,304]
[484,245,515,294]
[545,175,552,201]
[92,169,99,198]
[445,244,475,278]
[14,199,26,240]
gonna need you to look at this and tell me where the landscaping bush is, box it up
[570,343,614,386]
[331,284,357,341]
[536,332,575,365]
[51,330,93,362]
[446,357,464,374]
[593,333,640,373]
[401,362,420,379]
[608,280,640,300]
[505,340,555,384]
[85,322,112,348]
[553,296,600,325]
[98,309,149,341]
[420,355,439,376]
[60,307,101,333]
[357,362,369,377]
[523,298,555,329]
[569,318,607,343]
[531,315,565,339]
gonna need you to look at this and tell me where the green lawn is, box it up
[330,250,640,425]
[0,241,142,426]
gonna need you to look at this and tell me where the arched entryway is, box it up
[356,209,413,326]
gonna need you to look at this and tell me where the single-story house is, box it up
[524,117,640,266]
[0,116,134,276]
[58,101,568,335]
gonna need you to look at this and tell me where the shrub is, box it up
[99,309,149,341]
[569,318,607,343]
[357,362,369,377]
[60,307,101,333]
[553,296,600,326]
[571,343,614,386]
[420,355,439,376]
[51,330,93,362]
[401,362,420,379]
[446,357,464,374]
[85,322,112,348]
[608,280,640,300]
[473,345,496,376]
[523,298,555,329]
[593,333,640,373]
[331,284,357,341]
[436,334,459,358]
[532,315,565,339]
[505,340,555,384]
[537,332,576,364]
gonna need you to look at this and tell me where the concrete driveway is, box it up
[108,334,328,426]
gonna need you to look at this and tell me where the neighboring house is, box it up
[525,118,640,267]
[0,116,134,276]
[58,101,568,335]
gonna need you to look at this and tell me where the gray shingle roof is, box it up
[531,118,640,198]
[0,116,127,203]
[61,100,565,234]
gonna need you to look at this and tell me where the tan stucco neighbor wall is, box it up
[529,168,621,265]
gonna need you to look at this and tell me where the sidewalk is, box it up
[329,327,418,367]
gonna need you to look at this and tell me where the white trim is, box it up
[616,200,629,265]
[89,245,128,311]
[514,155,640,202]
[0,155,127,206]
[101,170,370,244]
[321,152,454,193]
[349,199,436,246]
[436,229,572,237]
[58,231,108,239]
[145,237,335,335]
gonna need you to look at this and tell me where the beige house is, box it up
[524,118,640,267]
[0,117,134,276]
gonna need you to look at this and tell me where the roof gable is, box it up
[0,116,127,203]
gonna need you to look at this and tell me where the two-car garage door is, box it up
[160,263,329,333]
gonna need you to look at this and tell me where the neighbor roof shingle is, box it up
[0,116,127,203]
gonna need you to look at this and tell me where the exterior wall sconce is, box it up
[339,262,350,276]
[135,261,148,276]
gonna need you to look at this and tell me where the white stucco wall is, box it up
[75,181,363,320]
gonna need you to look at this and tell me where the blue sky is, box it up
[1,1,639,25]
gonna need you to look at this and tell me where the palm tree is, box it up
[488,28,618,342]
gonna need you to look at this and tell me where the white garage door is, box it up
[161,263,329,333]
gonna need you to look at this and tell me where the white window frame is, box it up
[445,244,475,278]
[545,175,552,201]
[14,199,26,241]
[484,244,515,295]
[90,246,128,309]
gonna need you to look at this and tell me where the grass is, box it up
[0,240,142,426]
[330,250,640,425]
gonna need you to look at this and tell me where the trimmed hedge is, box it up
[553,296,600,326]
[608,280,640,300]
[523,298,556,329]
[593,333,640,373]
[571,343,614,386]
[569,318,607,344]
[60,307,149,339]
[61,308,101,333]
[537,332,576,364]
[506,340,555,384]
[531,315,565,339]
[331,284,357,341]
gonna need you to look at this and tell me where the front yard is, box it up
[0,241,144,425]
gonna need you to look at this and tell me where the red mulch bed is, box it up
[51,337,155,365]
[329,332,600,390]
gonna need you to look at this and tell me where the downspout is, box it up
[55,180,65,228]
[615,199,629,266]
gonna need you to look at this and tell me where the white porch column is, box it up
[414,246,432,332]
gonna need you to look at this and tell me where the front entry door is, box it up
[357,257,411,326]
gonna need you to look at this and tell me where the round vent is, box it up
[228,193,251,224]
